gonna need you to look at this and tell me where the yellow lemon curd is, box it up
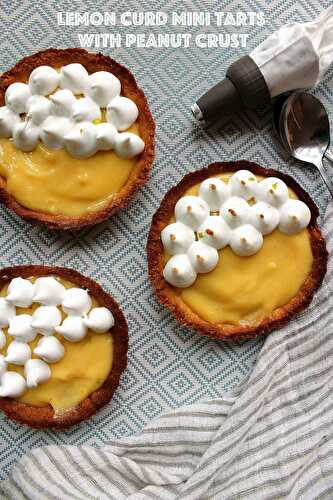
[167,174,313,326]
[0,278,114,413]
[0,123,140,217]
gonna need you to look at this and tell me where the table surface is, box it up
[0,0,331,479]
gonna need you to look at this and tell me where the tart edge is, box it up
[147,161,328,341]
[0,265,128,429]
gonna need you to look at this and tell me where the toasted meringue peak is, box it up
[61,288,92,316]
[29,66,59,96]
[25,359,51,388]
[34,336,65,363]
[258,178,289,207]
[163,254,197,288]
[251,201,280,235]
[230,224,263,256]
[33,277,66,306]
[40,115,72,150]
[64,121,97,158]
[5,340,31,366]
[6,277,35,308]
[279,199,311,235]
[0,371,26,397]
[161,222,195,255]
[220,197,250,229]
[0,298,16,328]
[0,355,7,378]
[107,96,138,131]
[0,106,21,138]
[175,195,210,231]
[187,241,219,274]
[26,95,52,125]
[12,121,40,152]
[95,122,118,150]
[0,330,5,350]
[84,307,114,333]
[230,170,258,201]
[198,216,231,249]
[55,316,87,342]
[49,89,76,117]
[59,63,89,94]
[199,177,230,211]
[5,82,31,114]
[114,132,145,159]
[87,71,121,107]
[31,305,62,335]
[72,97,101,122]
[8,314,36,343]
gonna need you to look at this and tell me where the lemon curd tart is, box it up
[0,265,128,429]
[0,48,155,229]
[147,162,327,340]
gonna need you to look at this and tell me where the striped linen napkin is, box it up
[1,204,332,500]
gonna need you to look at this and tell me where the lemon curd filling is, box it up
[0,278,114,412]
[0,123,140,217]
[166,174,313,326]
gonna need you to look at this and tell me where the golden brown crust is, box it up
[0,265,128,429]
[147,161,328,341]
[0,48,155,230]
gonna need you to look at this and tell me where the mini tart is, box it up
[147,161,328,341]
[0,48,155,230]
[0,265,128,429]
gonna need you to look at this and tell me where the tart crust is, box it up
[0,265,128,429]
[147,161,328,341]
[0,48,155,230]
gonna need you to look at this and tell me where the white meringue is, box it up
[5,82,31,114]
[6,277,35,308]
[29,66,59,96]
[0,329,6,350]
[31,305,62,335]
[61,288,92,316]
[95,122,118,150]
[26,95,52,125]
[251,202,280,235]
[84,307,114,333]
[64,121,97,158]
[87,71,121,107]
[34,336,65,363]
[163,254,197,288]
[230,225,263,256]
[107,96,138,131]
[59,63,89,94]
[8,314,36,343]
[5,340,31,365]
[114,132,145,159]
[187,241,219,273]
[161,222,195,255]
[230,170,258,201]
[198,177,230,211]
[175,195,210,231]
[220,197,250,228]
[198,215,231,249]
[55,316,87,342]
[25,359,51,388]
[258,178,289,208]
[0,355,7,378]
[49,89,76,117]
[33,277,66,306]
[40,116,72,150]
[12,121,40,152]
[0,106,21,138]
[0,298,16,328]
[0,371,26,397]
[279,199,311,235]
[72,97,101,122]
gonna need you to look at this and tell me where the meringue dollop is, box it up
[6,277,35,308]
[55,316,87,342]
[87,71,121,107]
[0,371,26,397]
[34,336,65,363]
[107,96,138,131]
[161,222,195,255]
[25,359,51,388]
[29,66,59,96]
[33,276,66,306]
[30,305,62,335]
[84,307,115,333]
[5,340,31,365]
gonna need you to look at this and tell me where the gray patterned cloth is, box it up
[0,0,332,496]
